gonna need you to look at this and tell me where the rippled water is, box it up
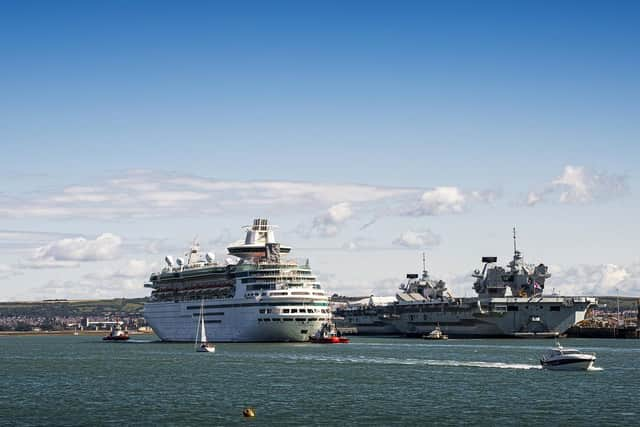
[1,336,638,426]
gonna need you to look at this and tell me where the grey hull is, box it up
[339,296,595,338]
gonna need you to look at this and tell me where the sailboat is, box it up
[195,301,215,353]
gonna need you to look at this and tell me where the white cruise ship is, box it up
[143,219,330,342]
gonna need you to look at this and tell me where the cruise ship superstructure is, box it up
[143,219,330,342]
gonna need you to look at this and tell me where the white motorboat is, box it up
[540,339,595,370]
[196,301,215,353]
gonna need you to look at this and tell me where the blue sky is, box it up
[1,1,639,300]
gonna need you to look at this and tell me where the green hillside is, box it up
[0,298,147,318]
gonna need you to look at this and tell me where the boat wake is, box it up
[422,359,541,370]
[264,353,541,370]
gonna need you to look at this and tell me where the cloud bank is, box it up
[527,165,628,206]
[392,230,442,249]
[31,259,157,299]
[0,171,498,230]
[549,262,640,296]
[23,233,122,269]
[300,202,354,238]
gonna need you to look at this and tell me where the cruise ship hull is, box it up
[144,299,328,342]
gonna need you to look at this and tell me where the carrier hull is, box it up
[391,297,595,338]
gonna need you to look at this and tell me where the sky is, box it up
[1,0,639,300]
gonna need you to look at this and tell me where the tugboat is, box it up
[540,339,596,370]
[309,323,349,344]
[102,326,130,341]
[422,324,448,340]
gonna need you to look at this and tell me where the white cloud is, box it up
[23,233,123,268]
[116,259,152,278]
[165,176,412,205]
[470,189,500,203]
[19,259,80,269]
[441,271,477,298]
[50,186,114,203]
[326,276,402,298]
[300,202,354,237]
[420,187,466,215]
[0,230,76,250]
[36,278,143,299]
[527,165,628,206]
[406,187,467,216]
[32,259,157,299]
[0,170,499,223]
[318,266,409,298]
[367,277,404,297]
[207,228,237,249]
[392,230,442,249]
[526,191,543,206]
[0,171,419,220]
[548,262,640,296]
[86,259,156,280]
[141,238,179,255]
[341,237,376,251]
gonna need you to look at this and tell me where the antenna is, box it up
[512,227,517,255]
[422,252,426,273]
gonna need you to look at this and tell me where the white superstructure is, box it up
[143,219,330,342]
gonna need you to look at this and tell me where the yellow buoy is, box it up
[243,407,256,418]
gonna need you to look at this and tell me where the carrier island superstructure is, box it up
[338,231,596,337]
[143,219,330,342]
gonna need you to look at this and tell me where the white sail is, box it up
[200,311,207,343]
[195,300,215,352]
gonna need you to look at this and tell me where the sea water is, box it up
[1,336,638,426]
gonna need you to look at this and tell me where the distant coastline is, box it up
[0,330,153,337]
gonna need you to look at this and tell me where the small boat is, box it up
[103,326,129,341]
[309,323,349,344]
[422,325,448,340]
[540,339,596,370]
[195,301,215,353]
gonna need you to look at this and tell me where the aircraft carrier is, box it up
[336,230,596,338]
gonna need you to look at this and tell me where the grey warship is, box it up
[338,230,596,338]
